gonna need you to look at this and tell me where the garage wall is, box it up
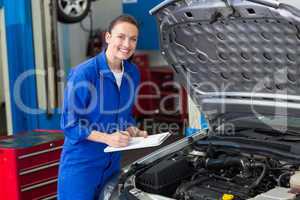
[59,0,167,69]
[63,0,122,68]
[0,61,3,103]
[0,9,3,103]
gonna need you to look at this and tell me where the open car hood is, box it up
[150,0,300,130]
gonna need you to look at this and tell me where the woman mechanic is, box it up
[58,15,147,200]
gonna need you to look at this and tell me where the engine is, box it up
[134,146,300,200]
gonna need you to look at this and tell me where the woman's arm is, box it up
[127,126,148,137]
[87,130,131,147]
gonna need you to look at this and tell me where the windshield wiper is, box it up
[272,136,300,142]
[254,128,299,136]
[231,127,300,142]
[196,140,300,160]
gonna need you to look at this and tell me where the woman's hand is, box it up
[127,126,148,138]
[104,131,131,147]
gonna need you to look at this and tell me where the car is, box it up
[108,0,300,199]
[57,0,97,23]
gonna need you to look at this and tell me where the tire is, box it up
[57,0,91,23]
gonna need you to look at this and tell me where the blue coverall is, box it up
[58,51,140,200]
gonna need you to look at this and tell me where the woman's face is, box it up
[105,22,138,61]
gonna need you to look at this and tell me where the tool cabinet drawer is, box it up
[17,144,62,170]
[0,131,64,200]
[20,178,57,200]
[19,161,59,187]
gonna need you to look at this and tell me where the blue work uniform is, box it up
[58,51,140,200]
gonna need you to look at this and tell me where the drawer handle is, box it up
[18,146,62,159]
[41,194,57,200]
[21,178,57,192]
[19,162,59,175]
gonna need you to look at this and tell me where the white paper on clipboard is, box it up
[104,132,171,153]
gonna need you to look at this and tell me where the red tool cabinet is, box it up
[0,131,64,200]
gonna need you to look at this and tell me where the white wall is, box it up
[58,0,168,68]
[0,9,13,134]
[0,12,4,104]
[0,58,4,103]
[64,0,123,67]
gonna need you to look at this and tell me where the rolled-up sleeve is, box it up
[61,70,93,144]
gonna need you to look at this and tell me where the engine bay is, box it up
[118,0,300,199]
[129,143,300,200]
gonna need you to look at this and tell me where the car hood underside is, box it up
[150,0,300,129]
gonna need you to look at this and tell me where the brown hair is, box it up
[107,14,139,33]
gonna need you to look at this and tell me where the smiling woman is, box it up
[58,14,148,200]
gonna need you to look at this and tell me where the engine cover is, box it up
[135,155,195,196]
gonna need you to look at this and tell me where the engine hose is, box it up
[277,171,292,187]
[175,176,210,198]
[249,163,267,189]
[205,156,250,173]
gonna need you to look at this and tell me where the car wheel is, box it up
[57,0,91,23]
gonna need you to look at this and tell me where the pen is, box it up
[120,131,130,137]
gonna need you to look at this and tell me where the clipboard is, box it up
[104,132,171,152]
